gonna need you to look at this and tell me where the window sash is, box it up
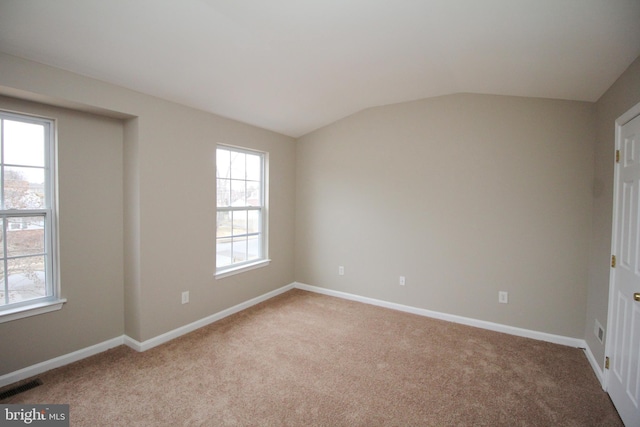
[0,111,57,312]
[216,145,266,274]
[0,210,55,313]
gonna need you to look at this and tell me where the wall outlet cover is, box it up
[498,291,508,304]
[594,319,605,344]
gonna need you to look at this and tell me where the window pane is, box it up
[246,154,261,181]
[232,237,247,263]
[216,237,232,267]
[3,120,45,167]
[246,181,260,206]
[216,211,232,238]
[0,113,56,314]
[0,262,5,306]
[230,151,245,180]
[247,235,261,261]
[6,216,45,257]
[231,179,246,206]
[216,148,230,179]
[7,256,46,303]
[217,178,230,207]
[216,145,266,272]
[233,210,247,236]
[0,218,4,259]
[4,167,45,209]
[248,210,260,234]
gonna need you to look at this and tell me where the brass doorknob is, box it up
[635,293,640,302]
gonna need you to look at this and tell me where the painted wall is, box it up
[586,56,640,370]
[296,93,595,338]
[0,96,124,374]
[0,53,296,374]
[1,47,638,379]
[131,101,296,341]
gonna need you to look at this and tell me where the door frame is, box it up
[604,100,640,390]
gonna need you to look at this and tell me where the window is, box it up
[0,111,62,322]
[216,145,268,277]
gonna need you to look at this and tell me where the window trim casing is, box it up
[215,144,269,278]
[0,110,64,323]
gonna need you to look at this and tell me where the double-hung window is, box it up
[0,111,61,322]
[216,145,268,276]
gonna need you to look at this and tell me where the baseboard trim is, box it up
[583,342,605,388]
[1,283,297,388]
[1,282,593,390]
[124,282,296,352]
[0,336,124,388]
[294,282,584,348]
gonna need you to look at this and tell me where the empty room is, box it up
[1,0,640,425]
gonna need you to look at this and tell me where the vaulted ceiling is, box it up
[1,0,639,137]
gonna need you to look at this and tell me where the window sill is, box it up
[215,259,271,279]
[0,298,67,323]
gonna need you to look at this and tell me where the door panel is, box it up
[609,112,640,426]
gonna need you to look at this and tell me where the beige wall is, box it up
[586,56,640,370]
[132,102,296,341]
[0,53,296,374]
[296,93,595,338]
[0,96,124,374]
[123,117,141,340]
[2,47,639,378]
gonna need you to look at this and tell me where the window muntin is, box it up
[216,145,267,274]
[0,112,57,312]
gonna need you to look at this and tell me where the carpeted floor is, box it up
[1,289,623,426]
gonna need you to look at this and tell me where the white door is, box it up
[608,109,640,426]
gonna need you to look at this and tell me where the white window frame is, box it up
[215,144,269,278]
[0,110,64,323]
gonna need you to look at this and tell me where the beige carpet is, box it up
[1,289,622,426]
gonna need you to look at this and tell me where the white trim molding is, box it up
[215,259,271,280]
[583,343,605,387]
[294,282,585,348]
[2,281,596,390]
[0,298,66,324]
[124,282,295,352]
[0,336,123,388]
[1,283,296,388]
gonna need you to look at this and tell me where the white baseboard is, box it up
[0,336,124,388]
[583,342,605,388]
[124,282,296,352]
[294,282,585,348]
[1,282,595,391]
[1,283,296,388]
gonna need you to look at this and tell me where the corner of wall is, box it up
[123,117,142,341]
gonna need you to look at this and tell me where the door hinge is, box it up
[616,149,620,163]
[605,356,610,370]
[611,255,616,268]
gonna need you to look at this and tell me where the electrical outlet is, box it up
[182,291,189,304]
[498,291,508,304]
[338,266,344,276]
[399,276,406,286]
[594,319,605,344]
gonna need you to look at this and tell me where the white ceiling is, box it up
[1,0,639,137]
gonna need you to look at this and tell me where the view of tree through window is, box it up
[0,113,54,308]
[216,146,265,272]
